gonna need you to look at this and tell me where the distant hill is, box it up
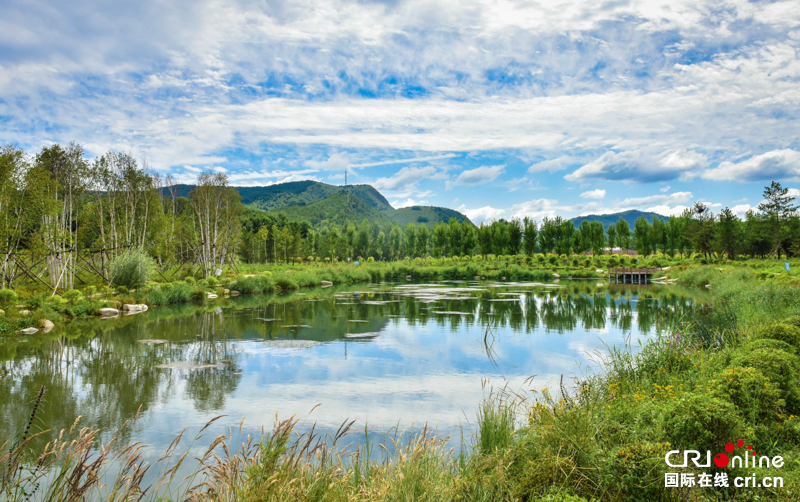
[268,191,391,227]
[570,210,669,230]
[391,206,471,227]
[170,180,472,227]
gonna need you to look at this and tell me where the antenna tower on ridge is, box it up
[345,170,348,186]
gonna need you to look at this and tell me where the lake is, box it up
[0,279,707,481]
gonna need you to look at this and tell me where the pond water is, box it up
[0,280,707,478]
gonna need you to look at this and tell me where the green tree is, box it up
[633,216,652,257]
[555,218,574,255]
[403,223,417,258]
[685,202,715,258]
[508,219,522,255]
[448,218,463,256]
[757,181,799,258]
[539,217,559,254]
[432,223,449,257]
[614,218,631,251]
[522,217,537,255]
[714,207,741,258]
[416,223,430,257]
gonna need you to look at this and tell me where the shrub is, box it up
[51,294,67,305]
[84,285,97,296]
[754,322,800,348]
[712,366,784,421]
[536,254,545,263]
[116,286,129,294]
[63,289,82,302]
[109,248,156,289]
[607,258,618,267]
[184,276,196,285]
[0,288,18,307]
[596,442,672,502]
[661,393,742,452]
[571,258,579,266]
[548,255,557,265]
[731,347,800,413]
[197,279,209,288]
[206,277,219,287]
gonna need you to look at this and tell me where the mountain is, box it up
[170,180,472,227]
[570,210,669,230]
[267,190,391,227]
[391,206,471,227]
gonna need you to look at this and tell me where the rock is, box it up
[230,290,240,297]
[19,310,31,316]
[17,327,38,335]
[14,304,25,308]
[406,275,412,281]
[223,289,230,294]
[40,320,55,332]
[481,276,485,280]
[0,309,4,315]
[552,273,560,278]
[321,280,333,287]
[474,276,481,280]
[244,274,256,278]
[501,277,506,281]
[99,308,119,317]
[122,304,148,312]
[207,293,218,299]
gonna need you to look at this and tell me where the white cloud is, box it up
[509,199,561,220]
[660,186,671,193]
[731,204,752,217]
[565,150,701,184]
[580,189,606,199]
[393,198,429,209]
[702,150,800,182]
[528,157,574,173]
[457,204,505,223]
[450,165,505,187]
[372,166,437,191]
[305,153,353,171]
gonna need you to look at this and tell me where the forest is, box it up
[1,142,799,291]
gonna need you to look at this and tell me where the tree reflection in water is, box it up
[0,281,706,453]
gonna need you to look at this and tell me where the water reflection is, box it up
[0,281,707,456]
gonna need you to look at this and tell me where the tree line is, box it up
[1,142,798,289]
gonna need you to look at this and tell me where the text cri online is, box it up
[664,473,784,488]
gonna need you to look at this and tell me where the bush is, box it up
[548,255,557,265]
[0,288,18,307]
[711,366,784,421]
[184,276,196,285]
[597,442,672,502]
[63,289,82,302]
[536,254,545,263]
[661,393,742,452]
[571,258,579,266]
[206,277,219,287]
[197,279,209,288]
[109,248,156,289]
[731,346,800,413]
[754,322,800,348]
[84,285,97,296]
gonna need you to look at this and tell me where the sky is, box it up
[1,0,799,223]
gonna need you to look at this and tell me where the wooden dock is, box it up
[608,267,658,284]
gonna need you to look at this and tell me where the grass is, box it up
[4,269,800,500]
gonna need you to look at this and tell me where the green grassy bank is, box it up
[3,268,800,500]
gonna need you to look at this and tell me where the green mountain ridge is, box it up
[570,209,669,230]
[172,181,472,227]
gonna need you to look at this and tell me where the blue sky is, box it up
[1,0,799,222]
